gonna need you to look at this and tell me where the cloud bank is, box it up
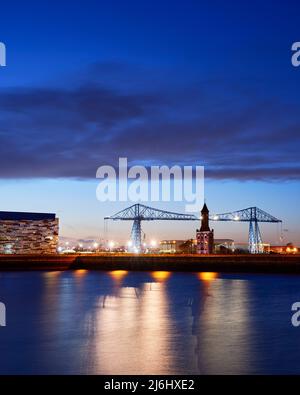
[0,63,299,181]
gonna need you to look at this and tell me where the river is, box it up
[0,270,299,374]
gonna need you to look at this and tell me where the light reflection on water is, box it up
[0,270,300,374]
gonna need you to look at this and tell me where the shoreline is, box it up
[0,253,299,274]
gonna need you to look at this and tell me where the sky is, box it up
[0,0,299,246]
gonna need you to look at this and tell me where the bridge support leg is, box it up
[131,219,142,252]
[249,220,264,254]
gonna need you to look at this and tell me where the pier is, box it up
[0,253,299,273]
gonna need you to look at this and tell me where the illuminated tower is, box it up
[196,203,214,254]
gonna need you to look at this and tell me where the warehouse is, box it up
[0,211,59,254]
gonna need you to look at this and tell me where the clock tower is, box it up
[196,203,214,254]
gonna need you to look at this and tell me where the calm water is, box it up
[0,270,300,375]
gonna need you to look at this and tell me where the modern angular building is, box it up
[0,211,59,254]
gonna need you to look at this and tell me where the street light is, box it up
[108,241,115,251]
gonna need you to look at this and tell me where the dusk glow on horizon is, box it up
[0,0,299,246]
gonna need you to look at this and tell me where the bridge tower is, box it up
[130,205,142,251]
[210,206,282,254]
[248,207,264,254]
[105,203,198,253]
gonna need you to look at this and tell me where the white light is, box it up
[127,241,133,247]
[150,240,157,247]
[213,215,219,220]
[234,216,240,221]
[79,244,83,248]
[93,242,98,248]
[108,241,115,249]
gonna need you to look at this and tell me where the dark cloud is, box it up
[0,63,299,181]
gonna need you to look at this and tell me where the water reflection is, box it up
[109,270,128,281]
[88,281,174,374]
[197,272,218,282]
[151,271,171,282]
[2,271,300,374]
[74,269,88,277]
[191,277,253,374]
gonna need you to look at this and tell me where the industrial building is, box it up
[159,240,194,253]
[269,244,299,254]
[214,239,235,253]
[159,239,235,254]
[0,211,59,254]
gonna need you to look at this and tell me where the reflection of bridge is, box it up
[105,204,282,254]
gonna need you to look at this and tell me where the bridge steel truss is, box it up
[104,203,198,251]
[105,204,282,254]
[210,207,282,254]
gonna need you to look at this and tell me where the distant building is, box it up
[214,239,235,253]
[234,242,270,254]
[270,244,299,254]
[0,211,59,254]
[159,238,237,254]
[196,203,214,254]
[159,240,186,253]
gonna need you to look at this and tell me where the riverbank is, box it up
[0,253,299,273]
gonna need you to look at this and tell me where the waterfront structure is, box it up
[0,211,59,254]
[105,203,282,255]
[160,238,235,254]
[159,240,197,253]
[196,204,214,254]
[270,244,299,254]
[160,240,185,253]
[210,207,281,254]
[233,242,271,253]
[105,203,198,252]
[214,239,235,253]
